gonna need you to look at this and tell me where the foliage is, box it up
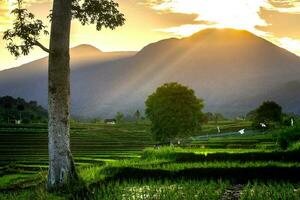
[277,126,300,150]
[145,82,204,143]
[92,179,229,200]
[288,141,300,151]
[240,181,300,200]
[3,0,125,57]
[71,0,125,30]
[134,110,141,123]
[201,112,227,124]
[2,0,49,57]
[250,101,282,128]
[0,96,47,123]
[141,147,184,161]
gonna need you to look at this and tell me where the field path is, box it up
[220,184,244,200]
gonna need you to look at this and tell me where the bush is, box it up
[288,141,300,151]
[277,126,300,150]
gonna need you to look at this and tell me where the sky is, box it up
[0,0,300,70]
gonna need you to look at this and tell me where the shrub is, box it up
[277,126,300,150]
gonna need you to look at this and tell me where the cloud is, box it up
[143,0,270,35]
[142,0,300,56]
[257,8,300,39]
[265,0,300,13]
[156,24,214,36]
[269,0,300,8]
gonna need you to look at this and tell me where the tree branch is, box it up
[33,40,53,54]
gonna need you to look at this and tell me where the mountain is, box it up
[0,28,299,118]
[0,45,136,114]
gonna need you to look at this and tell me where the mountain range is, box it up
[0,28,299,118]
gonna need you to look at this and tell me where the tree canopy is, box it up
[3,0,125,57]
[250,101,283,128]
[0,96,47,123]
[145,82,204,143]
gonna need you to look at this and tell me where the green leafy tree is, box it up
[145,82,204,143]
[115,112,124,124]
[3,0,125,190]
[252,101,282,128]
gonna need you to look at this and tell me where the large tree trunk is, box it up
[47,0,77,191]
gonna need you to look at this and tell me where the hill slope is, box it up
[0,28,299,118]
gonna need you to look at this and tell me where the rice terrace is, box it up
[1,0,300,199]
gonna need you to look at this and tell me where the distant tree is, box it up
[134,110,141,123]
[246,110,257,120]
[201,113,209,124]
[204,112,214,121]
[3,0,125,190]
[91,118,102,124]
[214,113,226,124]
[115,112,124,124]
[252,101,283,128]
[17,104,25,121]
[2,96,14,123]
[145,82,204,143]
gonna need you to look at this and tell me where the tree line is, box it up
[0,96,47,123]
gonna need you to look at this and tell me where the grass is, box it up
[90,179,229,200]
[240,181,300,200]
[0,174,38,189]
[1,121,300,199]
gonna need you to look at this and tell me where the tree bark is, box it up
[47,0,77,191]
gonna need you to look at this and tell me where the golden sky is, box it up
[0,0,300,70]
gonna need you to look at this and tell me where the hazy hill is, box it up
[0,28,299,118]
[0,45,136,111]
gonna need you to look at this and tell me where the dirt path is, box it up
[220,184,244,200]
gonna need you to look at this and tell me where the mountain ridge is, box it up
[0,28,299,118]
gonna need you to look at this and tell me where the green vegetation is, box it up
[241,181,300,200]
[277,126,300,150]
[1,119,300,199]
[115,112,125,124]
[92,179,229,200]
[145,82,204,143]
[248,101,282,128]
[0,96,47,124]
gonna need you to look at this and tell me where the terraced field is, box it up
[0,123,153,168]
[190,131,277,149]
[1,121,299,199]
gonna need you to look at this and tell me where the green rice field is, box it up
[0,121,299,199]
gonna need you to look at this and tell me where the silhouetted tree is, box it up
[0,96,47,123]
[17,104,25,121]
[252,101,282,128]
[3,0,125,190]
[4,101,12,123]
[134,110,141,124]
[145,82,204,143]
